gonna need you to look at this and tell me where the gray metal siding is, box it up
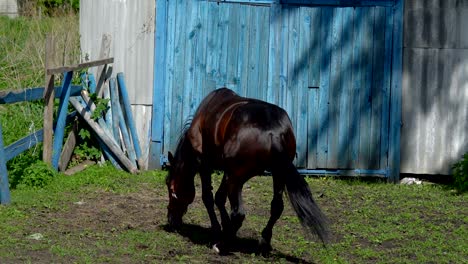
[402,0,468,174]
[80,0,155,105]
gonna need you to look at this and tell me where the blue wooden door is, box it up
[152,0,403,177]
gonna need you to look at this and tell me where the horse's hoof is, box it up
[258,238,272,257]
[212,244,221,254]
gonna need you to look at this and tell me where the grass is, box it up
[0,165,466,263]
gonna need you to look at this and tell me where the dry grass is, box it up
[0,13,81,91]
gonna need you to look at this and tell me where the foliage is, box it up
[452,153,468,193]
[16,160,57,189]
[18,0,79,16]
[7,149,42,189]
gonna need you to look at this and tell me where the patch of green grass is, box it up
[0,168,466,263]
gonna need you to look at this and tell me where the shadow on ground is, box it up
[162,223,315,264]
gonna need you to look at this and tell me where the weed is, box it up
[452,153,468,193]
[17,160,57,189]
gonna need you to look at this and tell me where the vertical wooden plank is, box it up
[238,5,251,97]
[369,7,386,169]
[279,7,289,109]
[308,8,321,89]
[267,3,281,105]
[296,7,310,168]
[171,0,187,151]
[0,122,11,205]
[327,7,343,168]
[162,0,176,155]
[379,7,392,171]
[358,7,374,169]
[43,35,55,164]
[51,71,73,170]
[388,0,404,182]
[307,7,321,169]
[193,1,208,113]
[286,6,299,133]
[257,7,270,101]
[226,3,240,93]
[247,7,261,99]
[338,7,354,168]
[150,0,168,168]
[317,8,332,168]
[349,8,364,168]
[218,4,230,88]
[205,2,220,95]
[183,0,197,122]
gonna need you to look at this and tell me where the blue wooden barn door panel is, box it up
[268,4,393,170]
[157,0,396,173]
[162,1,271,154]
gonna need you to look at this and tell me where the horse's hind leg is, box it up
[214,174,231,253]
[259,174,285,256]
[200,166,221,242]
[227,183,245,237]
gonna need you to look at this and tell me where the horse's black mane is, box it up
[166,117,194,184]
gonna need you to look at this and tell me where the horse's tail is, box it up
[280,162,330,243]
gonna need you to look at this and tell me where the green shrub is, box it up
[452,153,468,193]
[17,160,57,189]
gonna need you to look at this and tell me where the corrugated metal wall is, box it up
[80,0,155,168]
[402,0,468,174]
[157,1,398,174]
[0,0,18,18]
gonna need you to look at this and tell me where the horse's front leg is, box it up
[214,175,231,253]
[199,166,221,243]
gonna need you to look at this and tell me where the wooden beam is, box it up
[0,85,82,104]
[46,58,114,75]
[43,35,56,164]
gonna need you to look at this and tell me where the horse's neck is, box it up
[176,135,198,178]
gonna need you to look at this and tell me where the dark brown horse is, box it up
[166,88,328,255]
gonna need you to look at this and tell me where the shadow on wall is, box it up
[401,1,468,175]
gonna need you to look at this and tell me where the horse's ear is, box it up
[168,152,174,164]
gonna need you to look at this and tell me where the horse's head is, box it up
[166,151,196,230]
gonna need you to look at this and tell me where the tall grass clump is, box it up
[0,9,81,188]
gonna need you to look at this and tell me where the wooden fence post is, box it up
[43,35,55,164]
[0,122,11,205]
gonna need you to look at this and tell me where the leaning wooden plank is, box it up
[0,85,82,104]
[69,97,138,173]
[0,122,11,205]
[109,78,121,144]
[58,121,78,172]
[43,35,55,164]
[76,95,121,169]
[115,97,137,167]
[117,73,143,169]
[46,58,114,75]
[52,71,73,170]
[64,160,96,176]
